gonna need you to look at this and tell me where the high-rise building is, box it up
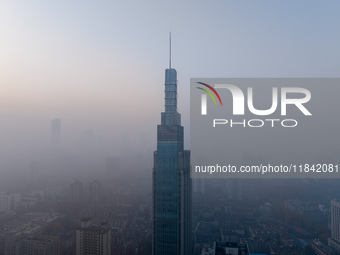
[0,192,21,213]
[152,36,191,255]
[76,218,111,255]
[70,180,84,203]
[0,192,11,213]
[89,180,102,204]
[328,199,340,252]
[51,118,61,144]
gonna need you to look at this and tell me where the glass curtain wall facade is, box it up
[152,68,191,255]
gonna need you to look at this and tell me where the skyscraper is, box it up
[152,36,191,255]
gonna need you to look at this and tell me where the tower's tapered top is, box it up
[161,34,181,126]
[169,32,171,69]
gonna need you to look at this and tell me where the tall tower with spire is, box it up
[152,35,192,255]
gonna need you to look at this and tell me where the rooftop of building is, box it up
[213,242,250,255]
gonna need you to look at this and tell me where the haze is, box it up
[0,1,339,179]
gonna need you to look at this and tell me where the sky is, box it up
[0,1,339,165]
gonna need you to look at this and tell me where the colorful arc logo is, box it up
[196,82,222,115]
[196,82,223,106]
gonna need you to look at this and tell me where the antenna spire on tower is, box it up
[169,32,171,69]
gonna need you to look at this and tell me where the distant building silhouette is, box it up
[89,180,102,204]
[70,180,84,203]
[0,192,21,213]
[193,178,205,194]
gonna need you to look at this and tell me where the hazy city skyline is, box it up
[1,1,340,167]
[1,2,340,254]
